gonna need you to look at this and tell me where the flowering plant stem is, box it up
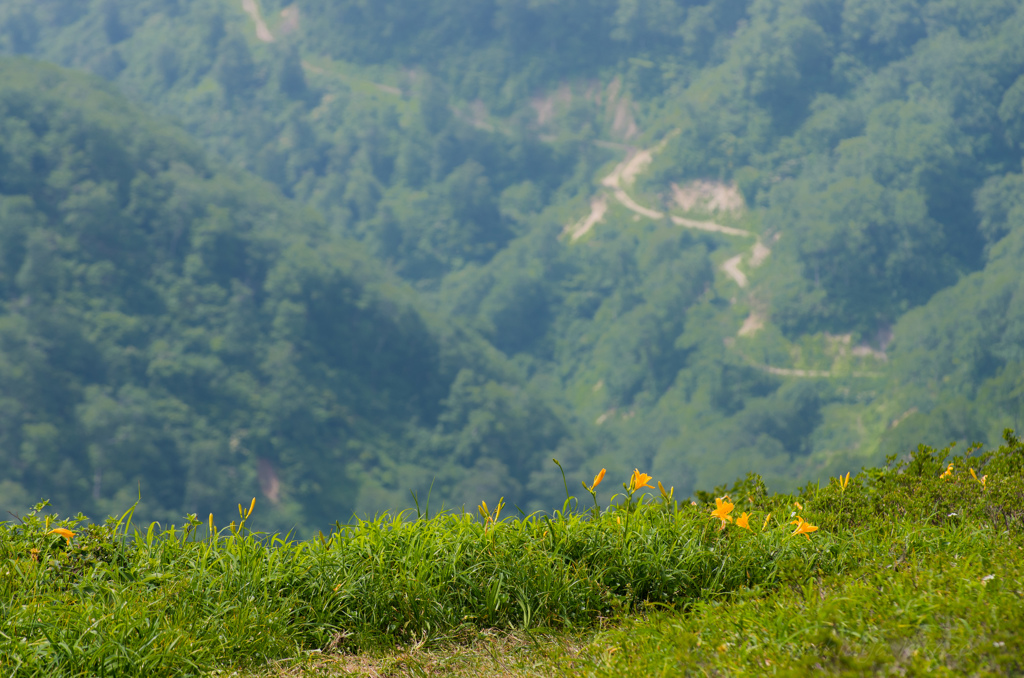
[552,458,575,513]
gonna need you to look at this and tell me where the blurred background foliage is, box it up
[1,0,1023,533]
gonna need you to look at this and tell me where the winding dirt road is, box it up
[670,215,752,238]
[575,141,765,291]
[567,196,609,240]
[721,255,748,288]
[565,137,895,380]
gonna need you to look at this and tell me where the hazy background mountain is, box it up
[1,0,1023,533]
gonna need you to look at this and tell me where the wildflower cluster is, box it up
[567,466,825,544]
[705,493,820,539]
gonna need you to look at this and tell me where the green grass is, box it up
[2,435,1023,676]
[570,524,1022,676]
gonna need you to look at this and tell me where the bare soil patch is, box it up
[241,0,274,42]
[671,180,745,215]
[738,312,764,337]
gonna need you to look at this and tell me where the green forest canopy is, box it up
[1,0,1023,533]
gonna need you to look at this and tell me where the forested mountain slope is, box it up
[1,0,1024,530]
[0,59,577,532]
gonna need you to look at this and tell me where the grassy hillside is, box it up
[2,435,1022,675]
[1,0,1024,528]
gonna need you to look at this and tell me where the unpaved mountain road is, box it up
[567,139,882,380]
[577,141,765,290]
[721,254,748,288]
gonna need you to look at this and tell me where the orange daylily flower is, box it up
[793,501,803,510]
[47,528,75,540]
[478,497,505,528]
[238,497,256,521]
[940,463,953,479]
[629,469,654,492]
[790,517,818,540]
[590,468,607,490]
[711,497,734,525]
[736,512,751,531]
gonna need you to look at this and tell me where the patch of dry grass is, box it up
[253,631,586,677]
